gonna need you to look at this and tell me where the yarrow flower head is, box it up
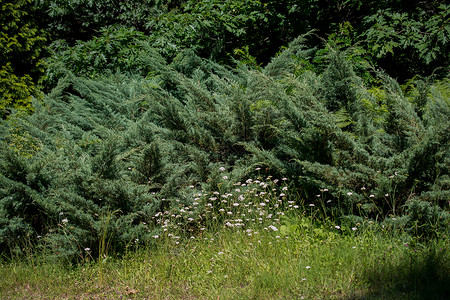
[268,225,278,231]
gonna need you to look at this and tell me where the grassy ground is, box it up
[1,179,448,299]
[1,220,449,299]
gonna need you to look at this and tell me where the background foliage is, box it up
[0,0,47,118]
[37,0,450,83]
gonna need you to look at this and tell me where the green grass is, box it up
[1,221,449,299]
[1,177,449,299]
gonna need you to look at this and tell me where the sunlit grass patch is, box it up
[1,174,448,299]
[1,224,448,299]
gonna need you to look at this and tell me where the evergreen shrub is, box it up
[0,37,448,260]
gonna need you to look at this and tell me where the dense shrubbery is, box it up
[1,36,448,260]
[0,0,448,262]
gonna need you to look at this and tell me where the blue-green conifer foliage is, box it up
[0,38,448,260]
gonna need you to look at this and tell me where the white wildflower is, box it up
[269,225,278,231]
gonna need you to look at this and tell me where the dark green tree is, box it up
[0,0,47,118]
[361,3,450,81]
[34,0,176,43]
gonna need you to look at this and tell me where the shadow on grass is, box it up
[348,242,450,300]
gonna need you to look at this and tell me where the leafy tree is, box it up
[145,0,269,61]
[36,0,449,83]
[45,26,152,86]
[34,0,175,43]
[0,0,47,118]
[361,3,450,80]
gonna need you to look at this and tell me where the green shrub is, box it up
[404,199,450,239]
[0,39,448,261]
